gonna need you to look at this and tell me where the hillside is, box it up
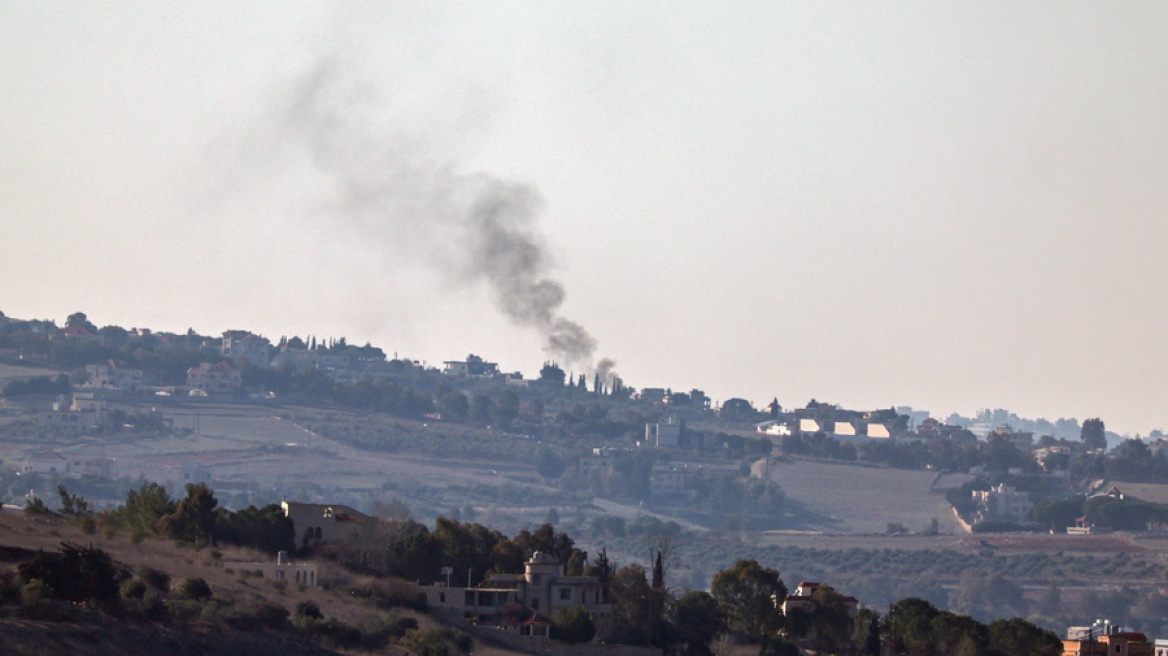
[0,509,506,656]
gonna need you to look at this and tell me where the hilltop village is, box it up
[4,310,1168,656]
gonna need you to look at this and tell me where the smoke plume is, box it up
[239,57,601,367]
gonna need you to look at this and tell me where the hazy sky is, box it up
[4,3,1167,434]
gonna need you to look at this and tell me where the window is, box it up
[276,570,285,580]
[439,593,446,603]
[532,599,540,610]
[559,588,572,601]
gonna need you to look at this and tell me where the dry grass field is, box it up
[758,457,960,534]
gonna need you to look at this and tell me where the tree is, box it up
[853,609,881,656]
[66,312,97,331]
[119,481,175,535]
[56,484,91,517]
[218,504,295,554]
[710,559,786,640]
[470,394,494,423]
[885,597,940,656]
[535,448,567,479]
[540,362,566,386]
[436,391,469,422]
[156,483,219,545]
[1081,418,1107,451]
[585,548,615,603]
[987,617,1061,656]
[808,586,855,652]
[670,590,724,656]
[720,398,757,420]
[492,390,520,425]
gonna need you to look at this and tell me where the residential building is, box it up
[781,581,860,618]
[972,483,1034,523]
[281,501,379,553]
[84,360,147,392]
[21,450,69,475]
[186,361,242,395]
[639,388,667,404]
[992,425,1035,451]
[649,465,689,497]
[67,453,111,478]
[270,348,351,374]
[424,551,610,620]
[1063,621,1152,656]
[225,550,319,587]
[443,354,499,377]
[181,462,212,486]
[221,331,272,366]
[38,394,103,433]
[645,417,682,447]
[54,323,105,344]
[688,389,711,410]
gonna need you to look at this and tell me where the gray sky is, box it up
[4,3,1167,434]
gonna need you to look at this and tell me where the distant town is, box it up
[4,309,1168,656]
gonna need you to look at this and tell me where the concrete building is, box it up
[1063,621,1151,656]
[443,354,499,377]
[424,551,610,620]
[226,550,319,587]
[645,417,682,447]
[972,483,1034,523]
[281,501,379,553]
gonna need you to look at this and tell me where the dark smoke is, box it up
[242,57,601,367]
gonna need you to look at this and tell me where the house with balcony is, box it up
[423,551,610,621]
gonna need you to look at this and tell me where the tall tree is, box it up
[710,559,787,641]
[1081,418,1107,451]
[156,483,219,545]
[585,548,615,603]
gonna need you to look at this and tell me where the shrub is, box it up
[137,566,170,592]
[348,580,428,611]
[403,629,449,656]
[77,515,97,535]
[128,527,147,545]
[177,577,212,601]
[214,599,290,631]
[296,600,323,620]
[17,543,127,603]
[300,616,363,648]
[551,607,596,644]
[121,578,147,600]
[438,627,474,652]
